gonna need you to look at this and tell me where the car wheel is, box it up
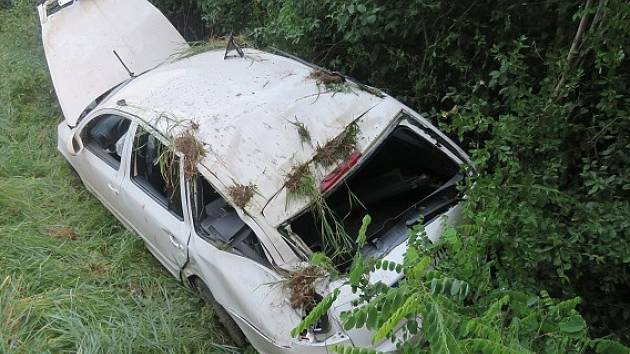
[195,279,248,348]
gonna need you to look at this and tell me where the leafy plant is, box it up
[294,219,630,353]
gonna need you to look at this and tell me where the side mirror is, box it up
[67,130,84,156]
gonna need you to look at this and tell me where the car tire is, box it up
[195,279,248,348]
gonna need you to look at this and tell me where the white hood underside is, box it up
[39,0,187,125]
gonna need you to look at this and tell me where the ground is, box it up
[0,2,235,352]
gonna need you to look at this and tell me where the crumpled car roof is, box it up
[108,49,405,224]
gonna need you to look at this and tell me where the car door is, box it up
[68,113,132,217]
[118,124,190,277]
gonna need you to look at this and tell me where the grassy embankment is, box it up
[0,2,234,352]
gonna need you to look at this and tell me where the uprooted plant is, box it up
[175,123,206,179]
[157,146,179,199]
[228,183,257,209]
[308,69,345,86]
[282,265,326,311]
[314,122,359,168]
[305,69,355,100]
[285,163,316,197]
[288,118,312,146]
[284,162,355,262]
[151,116,206,198]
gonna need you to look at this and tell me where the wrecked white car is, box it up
[38,0,470,352]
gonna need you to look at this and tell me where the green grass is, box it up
[0,2,236,353]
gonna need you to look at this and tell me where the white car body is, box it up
[38,0,470,352]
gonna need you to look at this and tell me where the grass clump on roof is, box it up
[309,69,345,86]
[314,122,359,167]
[175,123,207,179]
[288,118,312,145]
[285,163,316,198]
[308,69,354,97]
[228,183,257,209]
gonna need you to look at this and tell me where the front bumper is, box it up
[232,312,398,354]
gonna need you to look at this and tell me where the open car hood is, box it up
[38,0,187,126]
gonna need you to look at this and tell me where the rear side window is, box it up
[190,176,268,265]
[130,127,183,219]
[82,114,131,170]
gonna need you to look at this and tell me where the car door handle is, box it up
[107,183,119,195]
[162,228,183,249]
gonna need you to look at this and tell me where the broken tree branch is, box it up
[553,0,594,98]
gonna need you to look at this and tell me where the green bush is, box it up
[321,224,627,353]
[152,0,630,343]
[151,0,262,38]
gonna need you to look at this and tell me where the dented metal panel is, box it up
[104,49,404,223]
[98,48,470,268]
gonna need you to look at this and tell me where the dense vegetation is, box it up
[0,0,626,352]
[153,0,630,351]
[0,1,236,352]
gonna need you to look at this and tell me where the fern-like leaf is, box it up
[423,300,463,354]
[553,296,581,315]
[356,214,372,248]
[374,294,420,342]
[430,277,470,301]
[481,295,510,322]
[406,256,432,279]
[461,338,532,354]
[332,345,382,354]
[463,318,501,342]
[290,289,340,337]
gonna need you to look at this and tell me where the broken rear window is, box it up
[282,123,462,268]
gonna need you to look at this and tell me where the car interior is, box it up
[190,176,269,265]
[83,114,130,169]
[130,128,183,219]
[288,125,460,259]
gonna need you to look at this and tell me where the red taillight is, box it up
[319,151,362,192]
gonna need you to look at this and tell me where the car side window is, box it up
[190,176,268,265]
[82,114,131,170]
[130,127,183,219]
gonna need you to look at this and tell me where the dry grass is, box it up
[314,122,359,167]
[228,183,257,209]
[282,266,325,310]
[285,163,313,194]
[308,69,345,86]
[175,125,206,178]
[47,226,78,241]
